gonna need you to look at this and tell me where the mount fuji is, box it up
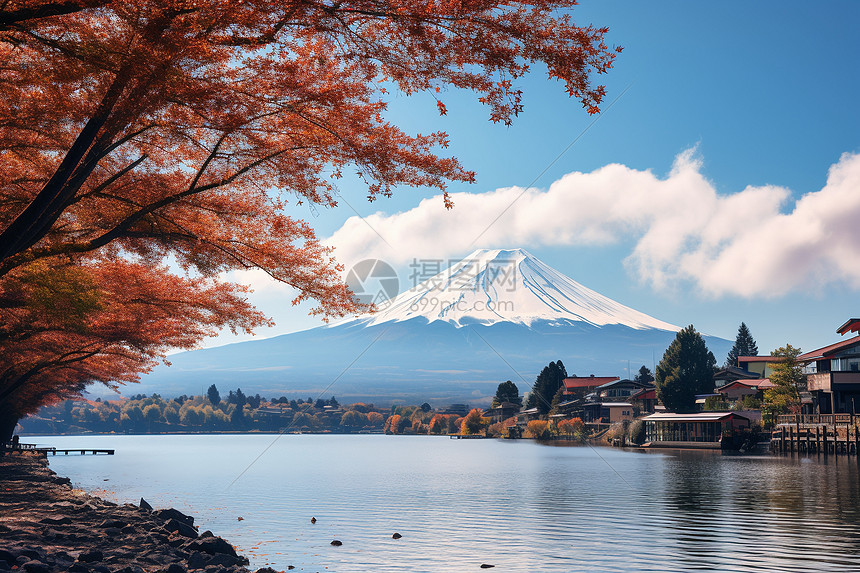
[132,249,731,404]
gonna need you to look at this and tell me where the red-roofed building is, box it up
[562,375,619,396]
[716,379,775,400]
[837,318,860,336]
[630,387,658,414]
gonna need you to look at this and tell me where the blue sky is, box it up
[217,1,860,359]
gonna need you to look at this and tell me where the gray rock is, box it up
[163,564,187,573]
[202,554,240,568]
[185,538,237,557]
[330,540,342,546]
[0,550,16,566]
[17,550,42,561]
[77,550,103,563]
[187,551,207,570]
[38,516,71,525]
[140,498,154,511]
[155,508,194,527]
[165,518,199,539]
[22,562,52,573]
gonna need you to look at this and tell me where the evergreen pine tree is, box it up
[526,360,568,416]
[726,322,759,367]
[206,384,220,406]
[634,366,654,385]
[492,381,522,407]
[230,403,245,427]
[655,325,716,413]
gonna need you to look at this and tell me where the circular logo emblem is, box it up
[345,259,400,307]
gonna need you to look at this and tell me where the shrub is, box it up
[557,417,586,440]
[526,420,552,440]
[627,419,646,445]
[460,409,489,435]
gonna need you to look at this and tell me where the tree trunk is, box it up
[0,408,19,443]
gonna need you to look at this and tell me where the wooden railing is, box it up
[777,414,857,426]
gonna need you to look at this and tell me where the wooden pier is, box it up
[772,415,860,456]
[1,442,114,456]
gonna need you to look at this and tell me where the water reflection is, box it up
[39,435,860,572]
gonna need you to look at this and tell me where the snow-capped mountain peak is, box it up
[350,248,679,331]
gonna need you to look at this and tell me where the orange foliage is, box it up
[460,408,489,435]
[428,414,445,434]
[557,417,585,437]
[0,257,264,429]
[0,0,620,432]
[384,414,401,435]
[526,419,550,439]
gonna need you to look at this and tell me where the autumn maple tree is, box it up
[0,0,620,439]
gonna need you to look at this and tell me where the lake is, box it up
[34,434,860,572]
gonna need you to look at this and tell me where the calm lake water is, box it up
[33,434,860,572]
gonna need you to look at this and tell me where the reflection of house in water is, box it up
[643,412,751,449]
[798,318,860,414]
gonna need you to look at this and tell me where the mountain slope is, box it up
[130,249,728,404]
[352,248,678,330]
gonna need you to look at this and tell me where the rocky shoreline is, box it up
[0,454,276,573]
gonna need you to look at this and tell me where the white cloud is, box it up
[325,149,860,299]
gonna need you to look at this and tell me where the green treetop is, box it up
[726,322,759,367]
[492,380,522,407]
[526,360,567,416]
[655,325,716,413]
[762,344,804,427]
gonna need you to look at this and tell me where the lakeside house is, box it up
[716,378,775,400]
[737,355,786,378]
[643,412,751,449]
[483,401,521,423]
[630,387,658,414]
[593,378,651,401]
[713,365,761,387]
[582,401,635,424]
[797,322,860,415]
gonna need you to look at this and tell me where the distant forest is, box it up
[18,386,511,437]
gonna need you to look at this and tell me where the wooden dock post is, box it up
[854,426,860,456]
[822,426,828,456]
